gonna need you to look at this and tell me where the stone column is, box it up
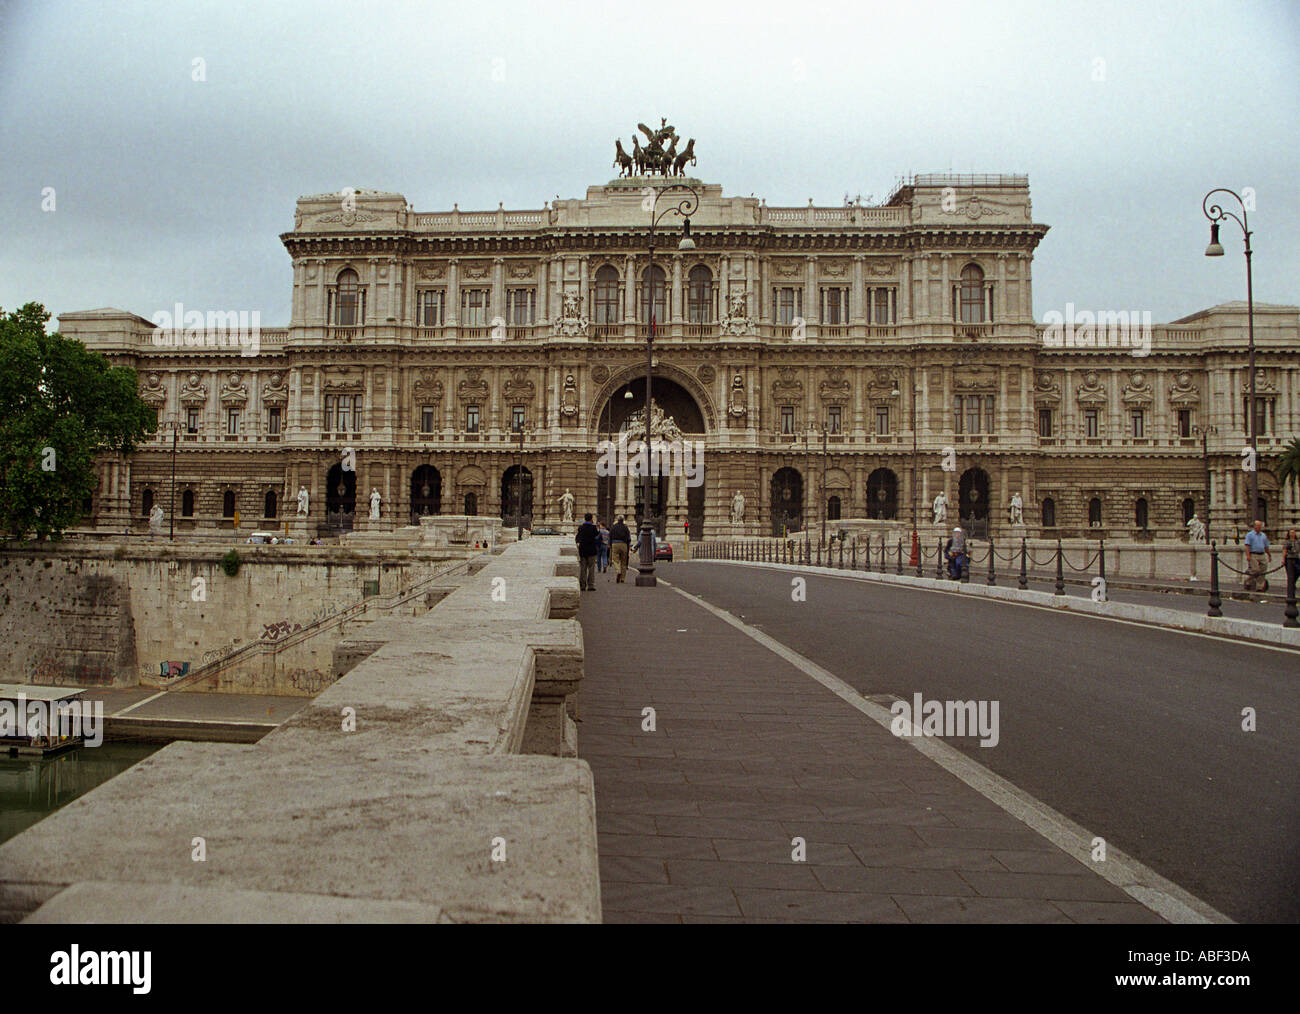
[746,254,757,323]
[852,255,866,324]
[805,256,819,325]
[671,253,683,324]
[623,254,635,322]
[447,259,459,326]
[996,252,1009,323]
[537,255,550,325]
[578,255,589,318]
[492,257,505,326]
[939,253,951,323]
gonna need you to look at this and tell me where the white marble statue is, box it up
[560,488,575,523]
[149,504,164,536]
[369,488,382,520]
[297,485,310,516]
[932,491,948,526]
[1009,492,1024,526]
[730,491,745,525]
[1186,513,1206,544]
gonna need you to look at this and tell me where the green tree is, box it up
[1278,436,1300,502]
[0,303,155,541]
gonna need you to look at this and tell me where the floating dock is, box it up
[0,684,87,758]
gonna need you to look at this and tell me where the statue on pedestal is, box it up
[932,492,948,526]
[149,504,164,536]
[1186,514,1207,544]
[730,491,745,525]
[560,488,575,523]
[1009,492,1024,526]
[369,488,382,520]
[297,485,310,516]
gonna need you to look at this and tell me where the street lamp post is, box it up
[820,423,828,548]
[1203,189,1258,526]
[1193,423,1218,543]
[636,181,699,588]
[161,418,184,541]
[514,419,526,541]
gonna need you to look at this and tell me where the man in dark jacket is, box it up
[608,515,632,583]
[575,512,600,591]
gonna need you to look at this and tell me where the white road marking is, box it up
[662,578,1234,925]
[112,690,168,716]
[700,560,1300,657]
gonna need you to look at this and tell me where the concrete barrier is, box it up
[0,539,600,923]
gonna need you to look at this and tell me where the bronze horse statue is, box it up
[672,138,697,176]
[613,139,633,177]
[632,137,646,175]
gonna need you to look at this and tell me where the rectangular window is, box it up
[1243,396,1268,436]
[267,406,281,436]
[827,405,842,434]
[1038,408,1053,438]
[985,396,995,434]
[780,406,795,435]
[823,288,849,325]
[1131,410,1145,439]
[876,406,889,435]
[186,408,200,433]
[226,409,240,435]
[461,288,490,327]
[352,396,363,432]
[1085,409,1100,438]
[466,405,480,433]
[512,406,526,432]
[420,290,444,327]
[966,398,981,436]
[421,406,436,434]
[774,287,802,326]
[506,289,535,326]
[873,288,891,324]
[1177,409,1191,438]
[324,395,334,430]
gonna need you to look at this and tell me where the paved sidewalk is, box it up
[576,568,1163,924]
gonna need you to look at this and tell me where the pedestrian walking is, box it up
[597,521,611,573]
[1282,528,1299,590]
[608,515,632,583]
[575,512,600,591]
[1243,519,1271,593]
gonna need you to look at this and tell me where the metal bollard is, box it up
[816,540,822,567]
[839,538,844,569]
[1018,538,1028,590]
[1054,539,1065,596]
[1284,560,1298,628]
[1208,542,1222,617]
[896,538,903,575]
[851,538,857,570]
[936,537,944,579]
[987,539,996,586]
[1097,540,1106,601]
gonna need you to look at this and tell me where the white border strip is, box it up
[664,579,1233,925]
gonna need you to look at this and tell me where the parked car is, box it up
[655,540,673,562]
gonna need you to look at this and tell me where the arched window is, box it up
[1041,497,1056,528]
[594,266,620,324]
[336,268,360,326]
[1088,497,1102,527]
[640,265,667,325]
[182,489,195,517]
[223,489,236,518]
[827,495,841,521]
[142,488,154,517]
[1135,497,1149,529]
[264,490,277,518]
[960,264,985,323]
[688,265,713,323]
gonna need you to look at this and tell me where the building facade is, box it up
[63,164,1300,542]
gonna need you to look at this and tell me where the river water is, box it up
[0,743,159,845]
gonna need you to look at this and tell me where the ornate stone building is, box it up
[63,165,1299,541]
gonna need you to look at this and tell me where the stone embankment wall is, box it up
[0,542,464,690]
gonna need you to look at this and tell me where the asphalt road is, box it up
[662,560,1300,923]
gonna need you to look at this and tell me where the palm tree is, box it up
[1279,436,1300,501]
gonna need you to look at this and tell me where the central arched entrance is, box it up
[771,467,803,536]
[596,374,708,536]
[867,468,898,520]
[959,467,990,537]
[325,463,356,532]
[411,465,442,523]
[502,465,533,528]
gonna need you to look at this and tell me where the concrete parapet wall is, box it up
[0,539,600,923]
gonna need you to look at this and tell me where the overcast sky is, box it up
[2,0,1297,328]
